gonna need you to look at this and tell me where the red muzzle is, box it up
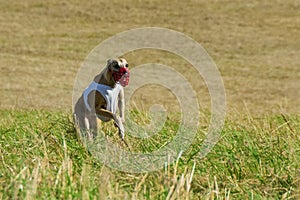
[112,67,130,87]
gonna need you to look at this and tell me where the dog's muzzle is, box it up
[113,67,130,87]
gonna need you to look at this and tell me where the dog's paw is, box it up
[118,128,125,139]
[114,116,125,139]
[116,123,124,139]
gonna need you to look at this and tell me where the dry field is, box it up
[0,0,299,115]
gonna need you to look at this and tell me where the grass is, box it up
[0,0,299,199]
[0,109,299,199]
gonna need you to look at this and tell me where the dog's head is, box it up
[106,58,130,87]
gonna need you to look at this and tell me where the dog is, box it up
[73,58,130,141]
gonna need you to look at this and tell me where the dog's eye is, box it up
[113,61,120,68]
[125,63,128,68]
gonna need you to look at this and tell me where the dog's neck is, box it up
[94,67,116,88]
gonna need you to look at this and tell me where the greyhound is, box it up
[73,58,130,141]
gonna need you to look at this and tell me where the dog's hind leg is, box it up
[73,113,81,139]
[85,115,98,140]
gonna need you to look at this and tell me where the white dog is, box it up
[74,58,130,140]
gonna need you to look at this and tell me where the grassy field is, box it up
[0,110,299,199]
[0,0,300,199]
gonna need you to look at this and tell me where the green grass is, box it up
[0,110,299,199]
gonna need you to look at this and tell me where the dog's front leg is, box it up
[96,108,125,139]
[118,88,125,123]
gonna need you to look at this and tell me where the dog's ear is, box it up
[107,59,119,71]
[107,59,114,65]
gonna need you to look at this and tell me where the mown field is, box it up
[0,0,299,199]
